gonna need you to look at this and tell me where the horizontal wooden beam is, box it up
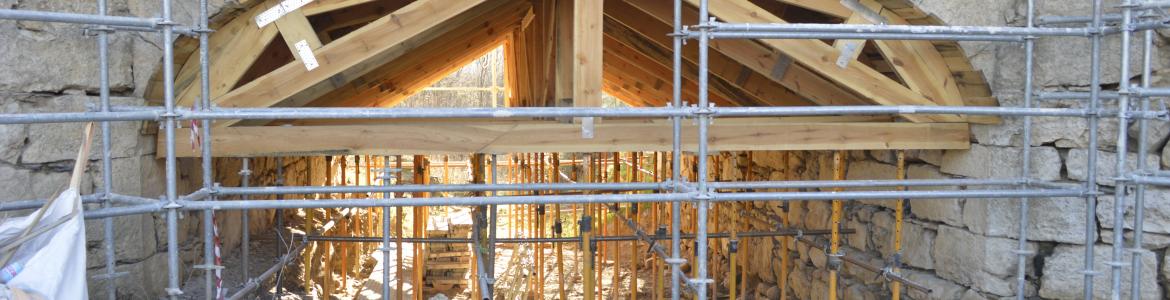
[165,119,969,157]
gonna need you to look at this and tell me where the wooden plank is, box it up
[174,1,280,107]
[166,119,970,157]
[873,8,964,107]
[274,9,323,62]
[301,0,377,15]
[617,0,866,107]
[236,0,521,126]
[602,12,801,107]
[554,0,574,104]
[777,0,853,18]
[212,0,492,127]
[684,0,962,123]
[572,0,603,107]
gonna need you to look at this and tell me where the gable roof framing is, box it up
[148,0,1000,156]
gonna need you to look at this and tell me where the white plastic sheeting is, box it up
[0,187,89,300]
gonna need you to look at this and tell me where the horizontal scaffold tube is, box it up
[0,106,1156,125]
[75,188,1085,218]
[0,8,161,28]
[705,21,1096,36]
[295,229,854,244]
[700,31,1025,42]
[214,178,1024,196]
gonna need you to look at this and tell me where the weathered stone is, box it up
[1038,244,1161,299]
[908,164,963,226]
[845,219,868,250]
[960,289,990,300]
[962,190,1088,244]
[1096,187,1170,235]
[940,144,1061,181]
[1067,148,1159,186]
[933,225,1033,296]
[0,0,134,93]
[1099,230,1170,249]
[903,269,967,300]
[1127,118,1170,154]
[872,211,935,270]
[0,95,27,163]
[21,94,149,163]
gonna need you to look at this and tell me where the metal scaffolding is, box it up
[0,0,1168,299]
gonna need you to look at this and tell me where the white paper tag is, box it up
[294,40,319,71]
[254,0,314,28]
[581,117,595,139]
[836,41,861,68]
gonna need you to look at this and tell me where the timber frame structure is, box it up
[1,0,1169,299]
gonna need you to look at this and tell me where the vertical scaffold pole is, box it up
[1014,0,1037,298]
[669,0,685,298]
[1131,3,1156,297]
[694,1,714,298]
[96,0,118,295]
[1082,0,1104,297]
[1109,0,1136,297]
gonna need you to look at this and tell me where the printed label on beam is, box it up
[295,40,320,71]
[255,0,314,28]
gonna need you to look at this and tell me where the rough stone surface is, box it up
[903,269,968,300]
[0,5,134,93]
[1096,187,1170,234]
[962,191,1088,244]
[933,225,1033,296]
[907,164,963,226]
[1038,244,1162,299]
[872,211,935,270]
[940,144,1061,181]
[1067,149,1159,186]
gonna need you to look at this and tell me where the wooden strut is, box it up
[340,157,349,294]
[893,150,907,300]
[652,151,663,300]
[553,153,567,300]
[779,151,792,300]
[395,155,405,300]
[829,150,846,300]
[630,152,640,300]
[730,154,740,300]
[304,157,318,294]
[610,152,621,300]
[412,155,428,300]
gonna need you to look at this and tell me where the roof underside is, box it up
[147,0,998,157]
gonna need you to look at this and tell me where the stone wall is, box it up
[684,0,1170,298]
[0,0,239,297]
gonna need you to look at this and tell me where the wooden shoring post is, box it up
[394,155,405,300]
[470,153,485,298]
[652,151,663,300]
[412,155,429,300]
[829,151,846,300]
[893,150,906,300]
[582,214,596,300]
[538,152,548,298]
[443,155,450,216]
[364,155,373,254]
[739,152,748,300]
[340,156,349,291]
[729,154,739,300]
[779,151,792,300]
[552,152,567,300]
[610,152,621,300]
[323,156,334,298]
[304,157,318,294]
[630,152,640,299]
[736,152,752,300]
